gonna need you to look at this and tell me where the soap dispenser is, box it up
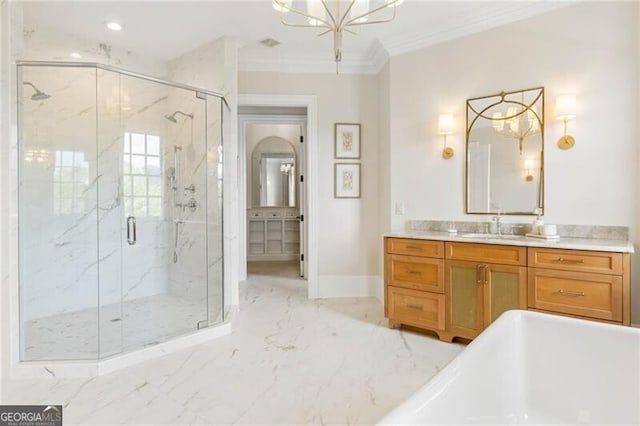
[532,209,544,234]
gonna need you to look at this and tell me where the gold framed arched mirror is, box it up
[466,87,544,215]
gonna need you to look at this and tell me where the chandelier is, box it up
[491,104,541,155]
[272,0,404,73]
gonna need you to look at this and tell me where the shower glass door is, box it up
[112,74,208,352]
[19,62,224,362]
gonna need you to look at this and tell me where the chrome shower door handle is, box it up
[127,216,137,245]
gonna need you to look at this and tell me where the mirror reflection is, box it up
[466,87,544,215]
[251,136,297,207]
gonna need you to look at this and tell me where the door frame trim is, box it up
[237,94,318,298]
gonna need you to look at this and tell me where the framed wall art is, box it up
[335,123,360,159]
[334,163,361,198]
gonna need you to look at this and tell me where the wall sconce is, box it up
[556,93,576,150]
[524,158,534,182]
[438,113,454,159]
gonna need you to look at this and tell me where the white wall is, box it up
[377,62,391,302]
[239,72,380,296]
[385,2,640,322]
[635,1,640,326]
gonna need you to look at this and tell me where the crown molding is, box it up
[366,39,390,74]
[239,1,575,75]
[238,52,381,75]
[382,1,576,57]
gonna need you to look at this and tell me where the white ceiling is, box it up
[22,0,574,74]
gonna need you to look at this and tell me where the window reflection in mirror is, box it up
[466,87,544,215]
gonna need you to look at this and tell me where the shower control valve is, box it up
[184,184,196,195]
[182,198,198,213]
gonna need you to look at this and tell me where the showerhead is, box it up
[31,91,51,101]
[165,110,194,123]
[23,82,51,101]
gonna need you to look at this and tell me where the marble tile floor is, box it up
[3,269,464,425]
[22,292,224,361]
[247,260,301,278]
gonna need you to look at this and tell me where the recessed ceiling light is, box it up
[105,21,123,31]
[70,52,82,59]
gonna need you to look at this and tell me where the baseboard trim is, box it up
[317,275,383,299]
[374,276,384,304]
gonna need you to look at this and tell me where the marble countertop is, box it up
[384,231,634,253]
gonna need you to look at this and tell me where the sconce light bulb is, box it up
[438,113,454,135]
[555,93,577,121]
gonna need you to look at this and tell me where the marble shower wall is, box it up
[168,36,234,321]
[19,66,100,326]
[164,85,208,323]
[206,97,224,324]
[162,84,225,326]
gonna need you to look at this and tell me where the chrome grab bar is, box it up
[126,216,137,245]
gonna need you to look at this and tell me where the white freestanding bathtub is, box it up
[379,310,640,425]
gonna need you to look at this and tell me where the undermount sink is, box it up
[458,233,525,240]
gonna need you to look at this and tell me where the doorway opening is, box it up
[239,107,307,282]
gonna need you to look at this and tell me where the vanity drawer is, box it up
[387,255,444,293]
[528,248,622,275]
[445,242,526,266]
[386,238,444,258]
[388,286,445,330]
[528,268,622,322]
[266,210,284,219]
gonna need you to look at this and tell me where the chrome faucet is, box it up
[492,213,502,236]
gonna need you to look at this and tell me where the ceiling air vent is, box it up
[260,38,281,48]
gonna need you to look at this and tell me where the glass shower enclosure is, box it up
[17,61,225,361]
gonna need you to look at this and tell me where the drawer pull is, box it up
[406,270,421,275]
[555,258,585,264]
[406,304,423,310]
[404,245,421,250]
[557,289,585,297]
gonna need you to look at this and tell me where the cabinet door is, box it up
[484,264,527,327]
[445,260,483,339]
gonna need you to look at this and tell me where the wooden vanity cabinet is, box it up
[384,237,631,343]
[385,238,447,339]
[445,243,527,340]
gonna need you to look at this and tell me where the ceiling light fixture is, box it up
[272,0,403,73]
[105,21,123,31]
[260,38,281,48]
[70,52,82,59]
